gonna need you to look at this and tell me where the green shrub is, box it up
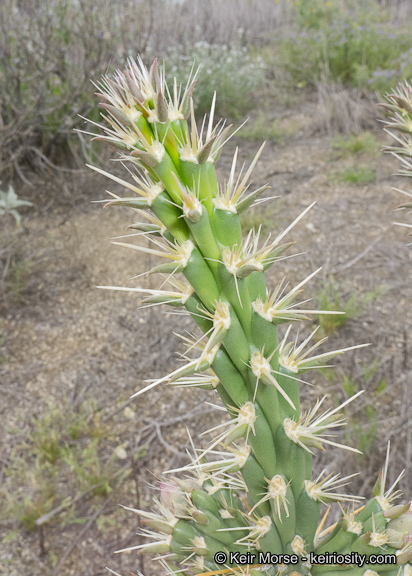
[316,276,382,334]
[237,112,296,142]
[331,131,379,157]
[274,0,412,91]
[164,42,266,117]
[334,166,376,185]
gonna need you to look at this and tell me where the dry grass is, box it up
[315,78,377,135]
[152,0,286,49]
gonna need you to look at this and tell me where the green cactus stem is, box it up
[86,57,412,576]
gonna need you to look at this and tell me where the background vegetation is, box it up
[2,0,412,180]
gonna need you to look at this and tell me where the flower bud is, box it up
[388,509,412,533]
[384,503,411,520]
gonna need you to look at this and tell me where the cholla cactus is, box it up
[381,81,412,233]
[87,58,412,576]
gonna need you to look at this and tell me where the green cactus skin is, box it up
[91,58,412,576]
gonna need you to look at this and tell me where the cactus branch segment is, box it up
[88,57,412,576]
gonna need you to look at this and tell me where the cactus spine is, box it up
[89,58,412,576]
[382,80,412,234]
